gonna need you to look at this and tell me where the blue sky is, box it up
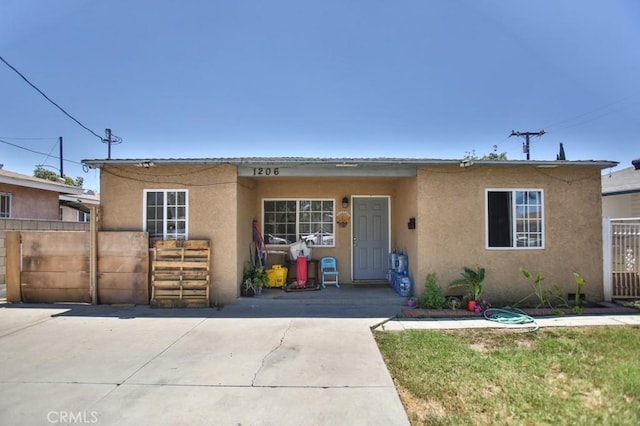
[1,0,639,192]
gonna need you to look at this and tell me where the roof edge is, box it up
[82,157,619,169]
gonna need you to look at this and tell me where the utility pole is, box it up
[509,130,546,160]
[105,128,112,160]
[102,128,122,159]
[59,136,64,177]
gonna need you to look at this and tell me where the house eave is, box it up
[0,172,84,194]
[82,157,619,170]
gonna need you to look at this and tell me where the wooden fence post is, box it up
[6,231,21,303]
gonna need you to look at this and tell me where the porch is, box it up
[234,282,408,318]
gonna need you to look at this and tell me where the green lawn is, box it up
[374,326,640,425]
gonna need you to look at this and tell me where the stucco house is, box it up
[602,160,640,218]
[0,167,84,220]
[83,157,616,306]
[60,191,100,222]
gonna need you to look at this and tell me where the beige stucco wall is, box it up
[237,177,258,291]
[98,163,607,306]
[416,165,605,304]
[99,165,240,305]
[390,177,418,282]
[252,176,415,282]
[100,168,417,304]
[0,183,60,220]
[603,193,640,218]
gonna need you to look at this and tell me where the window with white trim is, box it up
[78,211,90,222]
[144,190,188,246]
[486,189,543,248]
[263,199,335,246]
[0,193,10,218]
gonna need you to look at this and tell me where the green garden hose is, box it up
[483,307,539,332]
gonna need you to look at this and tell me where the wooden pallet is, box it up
[151,240,210,308]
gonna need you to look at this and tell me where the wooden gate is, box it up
[605,218,640,299]
[6,231,149,304]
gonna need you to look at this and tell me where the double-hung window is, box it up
[144,190,188,246]
[486,189,544,249]
[263,199,335,247]
[0,192,10,218]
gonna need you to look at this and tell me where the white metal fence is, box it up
[604,218,640,299]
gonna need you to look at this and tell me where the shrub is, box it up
[420,273,447,309]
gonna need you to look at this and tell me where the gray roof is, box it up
[602,166,640,195]
[82,157,618,169]
[0,168,84,194]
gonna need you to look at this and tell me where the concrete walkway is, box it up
[0,301,409,426]
[381,313,640,331]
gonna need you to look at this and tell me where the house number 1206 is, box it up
[253,167,279,176]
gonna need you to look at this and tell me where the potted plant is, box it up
[242,262,269,296]
[449,265,485,311]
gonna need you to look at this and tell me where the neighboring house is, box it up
[602,161,640,218]
[0,167,84,220]
[83,157,616,305]
[60,191,100,222]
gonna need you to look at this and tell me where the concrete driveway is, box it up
[0,300,409,426]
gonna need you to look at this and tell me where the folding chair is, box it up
[320,256,340,288]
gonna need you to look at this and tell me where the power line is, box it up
[542,92,639,131]
[0,54,103,140]
[0,138,82,166]
[0,136,58,141]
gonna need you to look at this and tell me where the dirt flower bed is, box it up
[401,302,639,318]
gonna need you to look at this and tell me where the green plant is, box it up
[572,272,586,314]
[420,273,447,309]
[449,265,485,301]
[516,268,567,311]
[243,262,269,289]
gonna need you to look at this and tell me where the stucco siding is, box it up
[416,165,604,304]
[603,193,640,218]
[0,183,60,220]
[237,177,258,300]
[252,176,411,282]
[100,165,241,304]
[97,162,607,306]
[391,177,418,283]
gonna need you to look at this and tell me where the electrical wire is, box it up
[542,93,639,131]
[0,136,58,140]
[0,54,103,141]
[0,138,83,166]
[483,307,539,332]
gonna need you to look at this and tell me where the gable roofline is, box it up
[82,157,618,170]
[0,168,84,194]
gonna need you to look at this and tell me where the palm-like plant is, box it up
[449,265,485,301]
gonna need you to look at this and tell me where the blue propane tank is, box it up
[399,276,412,297]
[397,251,408,275]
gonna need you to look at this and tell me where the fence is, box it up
[0,219,89,286]
[5,231,149,304]
[604,218,640,299]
